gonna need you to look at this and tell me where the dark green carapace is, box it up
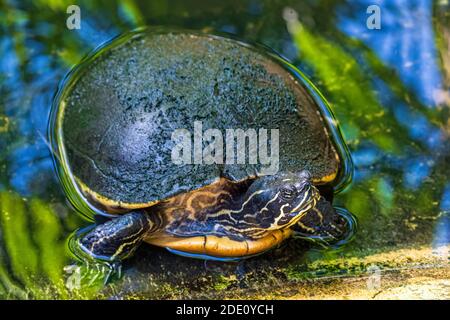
[60,31,340,207]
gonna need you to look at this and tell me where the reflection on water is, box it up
[0,0,448,299]
[338,0,444,106]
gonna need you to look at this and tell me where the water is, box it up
[0,0,449,299]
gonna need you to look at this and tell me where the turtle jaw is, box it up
[282,185,321,229]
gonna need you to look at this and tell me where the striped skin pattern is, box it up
[79,171,331,261]
[144,172,324,258]
[152,174,319,241]
[78,211,163,261]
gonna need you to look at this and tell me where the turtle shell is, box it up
[55,29,343,210]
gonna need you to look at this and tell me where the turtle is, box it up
[51,29,354,262]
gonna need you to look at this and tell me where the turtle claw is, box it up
[292,196,357,249]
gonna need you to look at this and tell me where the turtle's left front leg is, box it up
[79,211,155,262]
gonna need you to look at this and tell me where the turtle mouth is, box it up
[286,186,321,225]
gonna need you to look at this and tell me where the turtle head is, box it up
[243,170,320,229]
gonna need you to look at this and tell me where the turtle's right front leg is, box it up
[79,211,155,262]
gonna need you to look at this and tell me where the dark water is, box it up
[0,0,449,299]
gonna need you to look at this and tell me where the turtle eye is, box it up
[280,186,297,200]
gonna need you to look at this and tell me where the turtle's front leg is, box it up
[292,196,347,241]
[78,211,154,261]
